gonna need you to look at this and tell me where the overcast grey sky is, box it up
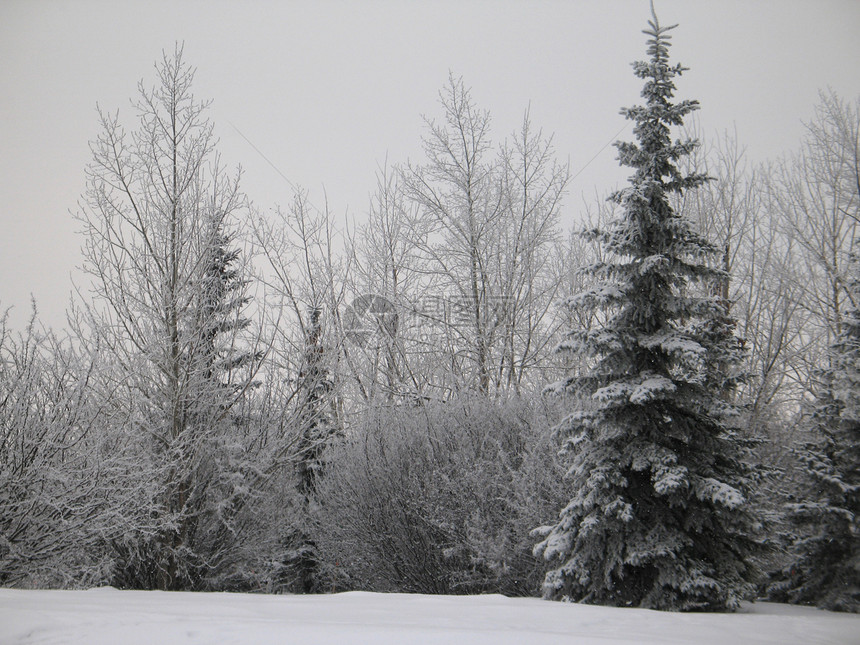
[1,0,858,331]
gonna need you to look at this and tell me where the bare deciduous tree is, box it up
[770,91,859,355]
[0,307,113,586]
[76,45,264,590]
[401,74,568,396]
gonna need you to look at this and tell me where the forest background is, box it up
[1,0,858,613]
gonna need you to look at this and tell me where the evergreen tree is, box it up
[295,307,335,497]
[196,210,254,382]
[534,9,765,611]
[776,259,860,612]
[192,207,257,396]
[185,208,262,587]
[276,306,337,593]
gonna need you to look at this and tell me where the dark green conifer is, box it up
[534,8,765,611]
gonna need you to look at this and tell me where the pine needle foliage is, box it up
[534,9,766,611]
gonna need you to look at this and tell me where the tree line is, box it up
[1,10,857,612]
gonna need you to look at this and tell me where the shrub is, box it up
[311,395,567,595]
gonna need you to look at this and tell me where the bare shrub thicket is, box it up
[311,395,568,596]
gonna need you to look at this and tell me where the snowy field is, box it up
[1,588,858,645]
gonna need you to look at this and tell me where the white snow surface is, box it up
[1,588,857,645]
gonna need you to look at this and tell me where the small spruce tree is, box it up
[776,259,860,612]
[534,8,765,611]
[277,306,337,593]
[185,209,261,589]
[195,209,256,388]
[110,207,260,591]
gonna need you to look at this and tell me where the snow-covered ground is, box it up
[1,588,857,644]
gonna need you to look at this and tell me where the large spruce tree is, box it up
[534,9,765,611]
